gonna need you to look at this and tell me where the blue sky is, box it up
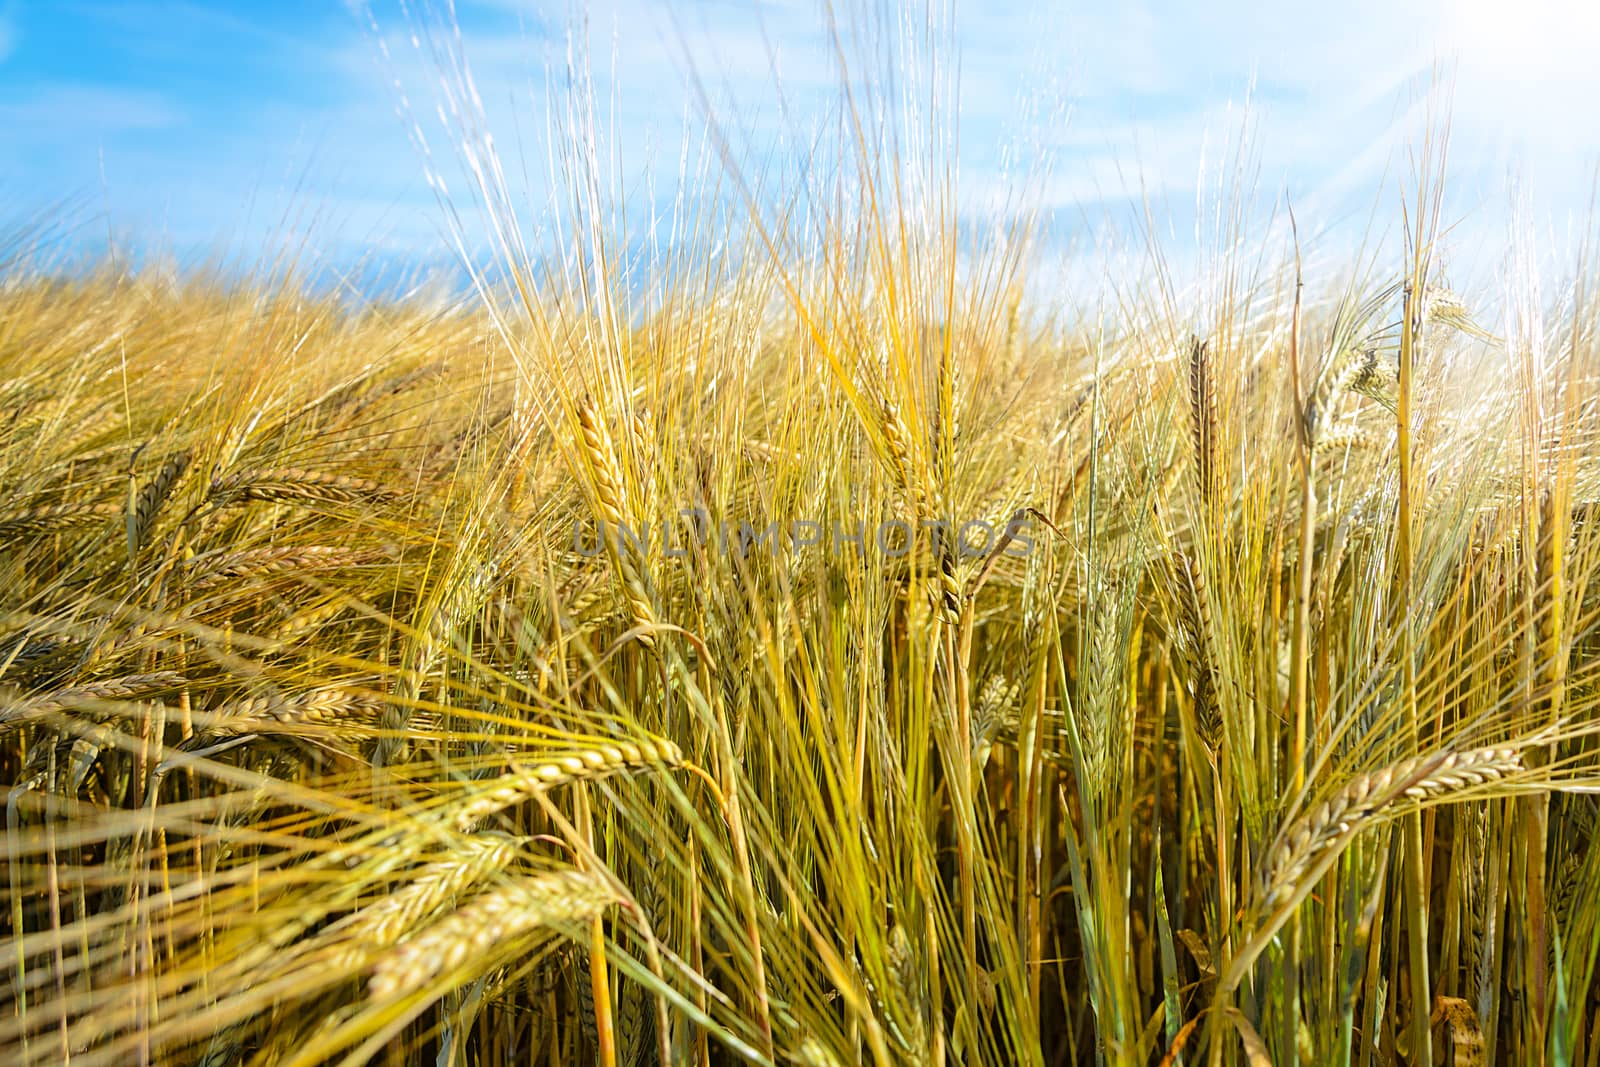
[3,0,1598,286]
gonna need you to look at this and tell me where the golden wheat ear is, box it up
[1348,345,1400,412]
[126,450,191,557]
[574,392,658,647]
[1186,337,1217,505]
[0,501,121,538]
[1257,746,1523,914]
[208,467,397,507]
[451,739,686,831]
[1423,285,1499,343]
[367,870,619,1000]
[296,834,528,974]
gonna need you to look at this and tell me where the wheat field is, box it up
[3,15,1600,1067]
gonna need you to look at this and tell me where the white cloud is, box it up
[7,0,1600,282]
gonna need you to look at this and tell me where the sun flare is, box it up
[1445,0,1600,98]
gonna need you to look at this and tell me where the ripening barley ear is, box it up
[126,450,191,559]
[1171,551,1222,758]
[1422,285,1497,342]
[207,467,397,507]
[0,500,121,538]
[573,392,658,648]
[451,739,686,831]
[366,870,619,1001]
[0,670,188,734]
[1348,345,1400,411]
[292,833,528,974]
[1187,336,1218,506]
[1255,747,1523,915]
